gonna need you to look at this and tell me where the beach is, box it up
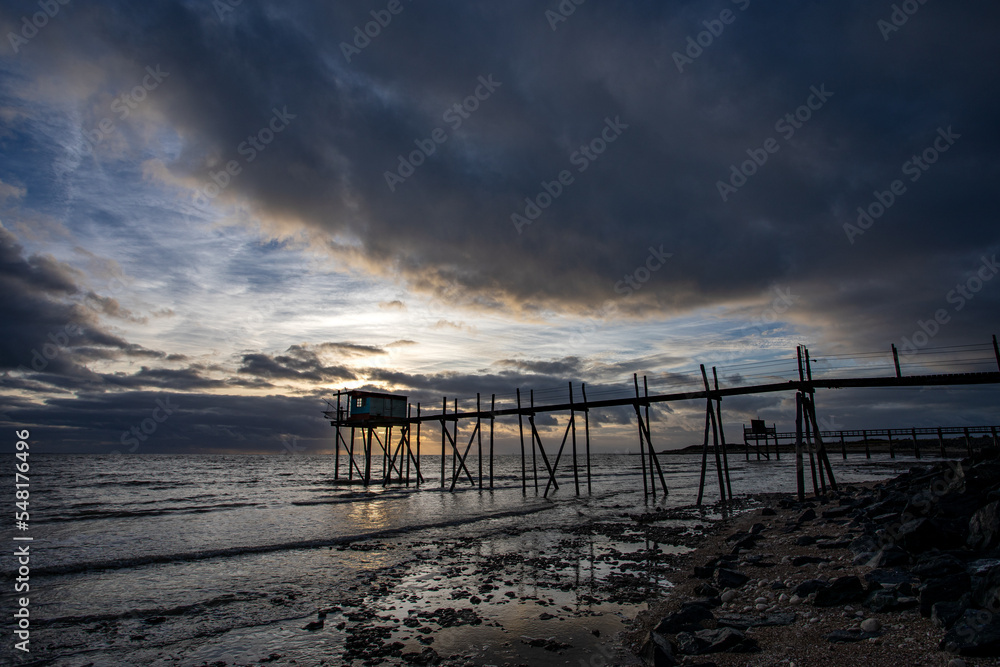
[1,453,934,666]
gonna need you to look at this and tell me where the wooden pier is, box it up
[324,336,1000,503]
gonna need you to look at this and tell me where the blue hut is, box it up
[347,390,408,422]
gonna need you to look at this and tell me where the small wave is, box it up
[37,501,261,523]
[25,503,560,577]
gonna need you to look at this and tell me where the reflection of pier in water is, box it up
[324,336,1000,504]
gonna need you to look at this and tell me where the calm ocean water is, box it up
[2,452,922,666]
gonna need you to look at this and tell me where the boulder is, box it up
[827,629,880,642]
[814,576,868,607]
[715,568,749,590]
[654,602,715,635]
[942,610,1000,656]
[716,612,796,630]
[969,502,1000,551]
[912,554,966,580]
[676,627,759,655]
[932,601,968,630]
[797,508,817,523]
[920,572,973,617]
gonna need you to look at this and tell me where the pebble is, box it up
[861,618,882,633]
[756,603,768,611]
[755,597,768,604]
[790,595,802,605]
[779,593,789,603]
[721,590,737,603]
[948,660,967,667]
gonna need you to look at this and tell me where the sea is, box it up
[2,452,923,666]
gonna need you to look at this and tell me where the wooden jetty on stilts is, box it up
[321,337,1000,502]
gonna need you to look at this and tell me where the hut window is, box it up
[355,397,365,407]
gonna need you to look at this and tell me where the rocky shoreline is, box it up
[625,448,1000,666]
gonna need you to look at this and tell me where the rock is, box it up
[860,618,882,632]
[761,507,777,516]
[715,568,749,590]
[798,509,817,523]
[795,535,817,547]
[849,535,879,554]
[864,546,909,568]
[791,556,829,567]
[864,568,917,587]
[694,584,719,598]
[932,601,967,630]
[720,590,737,603]
[750,522,766,535]
[400,647,441,665]
[654,602,715,635]
[676,627,759,655]
[947,659,967,667]
[643,631,677,667]
[793,579,827,597]
[912,554,965,580]
[920,572,972,617]
[716,612,796,630]
[814,577,868,607]
[941,610,1000,656]
[826,629,880,642]
[895,517,941,553]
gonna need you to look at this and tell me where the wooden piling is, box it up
[440,397,447,488]
[888,431,895,459]
[477,394,483,490]
[489,394,495,490]
[517,389,526,495]
[416,403,422,486]
[795,392,805,502]
[912,427,920,459]
[581,383,592,495]
[570,383,579,496]
[863,430,870,459]
[712,367,733,501]
[938,427,945,458]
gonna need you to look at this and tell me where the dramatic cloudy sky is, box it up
[1,0,998,455]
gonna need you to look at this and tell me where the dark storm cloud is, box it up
[237,346,358,384]
[8,0,996,348]
[0,225,167,374]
